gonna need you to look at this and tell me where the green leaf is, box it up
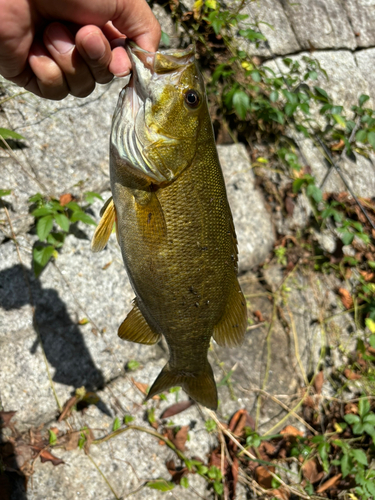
[314,86,329,100]
[127,360,140,371]
[232,90,250,120]
[146,479,174,492]
[213,481,224,495]
[285,102,298,116]
[65,201,81,212]
[340,453,351,478]
[300,102,310,115]
[332,114,346,127]
[269,90,279,102]
[292,178,305,193]
[344,414,360,425]
[33,245,55,277]
[352,422,364,434]
[55,213,70,232]
[29,193,43,204]
[70,210,96,226]
[32,207,54,217]
[351,448,368,466]
[250,70,261,82]
[0,189,11,198]
[196,464,208,475]
[367,131,375,150]
[180,477,189,488]
[112,417,121,431]
[36,215,54,241]
[306,184,322,203]
[49,429,57,445]
[0,128,25,141]
[160,31,170,47]
[356,129,367,143]
[124,415,134,425]
[359,94,370,107]
[205,419,217,432]
[359,397,370,418]
[340,230,354,246]
[84,191,103,205]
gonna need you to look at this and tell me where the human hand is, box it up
[0,0,161,100]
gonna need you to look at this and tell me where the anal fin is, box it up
[118,300,161,345]
[91,197,116,252]
[213,280,247,348]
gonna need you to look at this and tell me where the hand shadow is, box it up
[0,264,111,416]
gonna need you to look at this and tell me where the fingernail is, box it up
[46,24,74,54]
[83,32,106,60]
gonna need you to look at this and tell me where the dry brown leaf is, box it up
[285,196,295,217]
[345,403,358,414]
[254,310,265,323]
[0,411,16,428]
[316,473,342,493]
[229,409,255,436]
[59,193,73,206]
[280,425,303,438]
[39,449,64,466]
[58,395,79,422]
[258,441,276,460]
[166,459,189,484]
[314,370,324,395]
[331,139,345,151]
[302,459,324,484]
[255,465,274,489]
[338,288,353,310]
[161,400,194,419]
[63,432,80,451]
[131,378,160,399]
[166,426,190,452]
[344,368,361,380]
[102,261,112,270]
[269,487,290,500]
[359,270,374,281]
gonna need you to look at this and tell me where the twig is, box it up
[252,389,318,435]
[0,135,47,192]
[205,410,322,500]
[87,453,120,500]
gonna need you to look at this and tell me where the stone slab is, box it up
[279,0,356,50]
[345,0,375,48]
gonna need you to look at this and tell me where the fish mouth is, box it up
[111,42,195,183]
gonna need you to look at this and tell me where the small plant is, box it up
[29,192,100,276]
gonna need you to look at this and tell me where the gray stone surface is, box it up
[345,0,375,48]
[240,0,300,56]
[218,144,275,272]
[355,48,375,101]
[279,0,356,51]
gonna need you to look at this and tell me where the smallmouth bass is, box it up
[92,43,247,410]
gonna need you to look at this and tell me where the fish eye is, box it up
[184,89,200,108]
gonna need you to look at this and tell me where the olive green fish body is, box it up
[93,44,247,409]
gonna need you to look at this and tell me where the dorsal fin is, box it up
[213,280,247,348]
[91,197,116,252]
[118,300,161,345]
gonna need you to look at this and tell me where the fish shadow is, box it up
[0,264,110,416]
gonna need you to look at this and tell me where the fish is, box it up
[92,42,247,410]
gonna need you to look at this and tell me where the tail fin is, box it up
[145,362,218,410]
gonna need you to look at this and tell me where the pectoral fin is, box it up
[134,191,167,247]
[213,280,247,348]
[118,300,161,345]
[146,361,218,410]
[91,197,116,252]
